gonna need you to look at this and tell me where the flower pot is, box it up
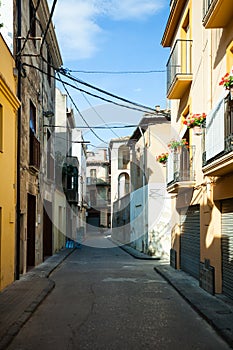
[193,125,202,135]
[172,145,182,154]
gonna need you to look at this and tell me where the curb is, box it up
[0,248,75,350]
[118,243,161,260]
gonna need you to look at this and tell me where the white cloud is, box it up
[101,0,164,20]
[49,0,164,61]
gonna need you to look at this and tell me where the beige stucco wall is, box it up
[166,0,233,293]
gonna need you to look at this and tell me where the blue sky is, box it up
[48,0,170,147]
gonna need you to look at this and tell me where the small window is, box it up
[29,0,36,46]
[0,104,3,152]
[90,169,96,178]
[30,100,36,134]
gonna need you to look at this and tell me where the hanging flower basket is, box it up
[219,72,233,100]
[156,152,169,165]
[167,139,188,153]
[182,113,206,135]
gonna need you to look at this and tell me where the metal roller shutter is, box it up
[180,205,200,279]
[221,199,233,300]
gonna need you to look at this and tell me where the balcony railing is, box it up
[86,177,110,185]
[63,156,79,203]
[166,39,192,99]
[65,189,79,204]
[29,130,40,170]
[203,0,233,28]
[203,94,233,175]
[87,198,111,207]
[167,146,195,192]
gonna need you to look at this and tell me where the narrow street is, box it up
[7,234,230,350]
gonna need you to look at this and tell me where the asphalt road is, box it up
[7,234,231,350]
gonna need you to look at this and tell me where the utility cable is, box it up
[69,69,166,74]
[40,0,57,54]
[22,63,156,115]
[59,69,156,113]
[57,72,108,145]
[73,80,120,138]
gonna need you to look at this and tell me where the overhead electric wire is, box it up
[43,124,139,129]
[22,62,156,115]
[58,69,156,113]
[73,79,120,138]
[40,0,57,54]
[57,72,108,145]
[68,69,166,74]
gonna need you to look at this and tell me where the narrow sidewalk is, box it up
[0,248,74,350]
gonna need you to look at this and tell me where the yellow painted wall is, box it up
[0,35,20,290]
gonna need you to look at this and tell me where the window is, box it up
[29,101,40,169]
[30,101,36,134]
[29,0,36,45]
[0,104,3,152]
[118,145,130,169]
[90,169,96,178]
[118,173,130,198]
[90,190,96,206]
[47,129,54,180]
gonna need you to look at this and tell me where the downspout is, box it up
[16,0,22,280]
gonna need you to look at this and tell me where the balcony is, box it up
[87,198,111,208]
[166,39,192,99]
[86,177,110,185]
[167,146,195,193]
[203,94,233,176]
[161,0,188,47]
[65,189,79,204]
[203,0,233,28]
[29,130,40,171]
[63,156,79,204]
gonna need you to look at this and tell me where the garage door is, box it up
[180,205,200,279]
[221,199,233,300]
[87,215,100,230]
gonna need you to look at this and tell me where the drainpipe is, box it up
[16,0,22,280]
[138,126,147,252]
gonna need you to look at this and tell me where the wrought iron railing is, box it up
[203,95,233,166]
[86,177,110,185]
[203,0,215,19]
[166,39,192,93]
[167,145,195,185]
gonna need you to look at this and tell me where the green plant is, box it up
[183,113,206,128]
[219,72,233,90]
[168,138,188,150]
[156,152,169,164]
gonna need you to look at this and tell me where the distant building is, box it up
[109,112,171,258]
[109,137,131,243]
[86,149,111,231]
